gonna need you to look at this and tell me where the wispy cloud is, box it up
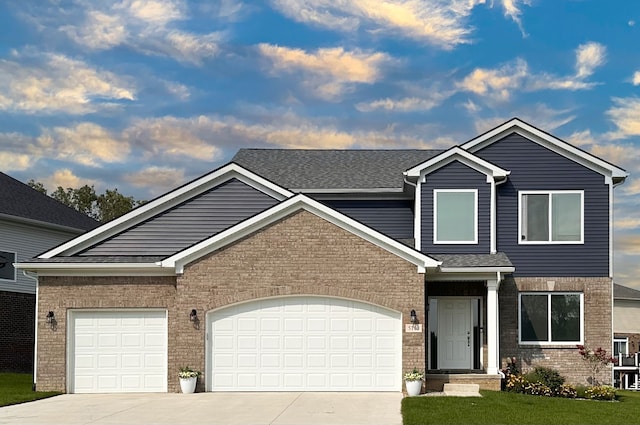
[124,166,186,195]
[0,51,135,114]
[606,97,640,140]
[457,58,528,101]
[356,82,455,112]
[46,169,98,192]
[258,44,392,100]
[499,0,531,35]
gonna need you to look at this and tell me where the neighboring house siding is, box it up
[323,199,414,239]
[0,218,79,294]
[80,178,279,256]
[614,299,640,334]
[420,161,491,254]
[473,134,610,276]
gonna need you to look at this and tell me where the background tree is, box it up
[27,180,144,223]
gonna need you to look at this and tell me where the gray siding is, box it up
[474,133,609,276]
[323,199,414,239]
[420,161,491,254]
[0,219,80,294]
[81,178,278,256]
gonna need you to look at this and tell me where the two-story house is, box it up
[0,172,98,373]
[18,118,627,394]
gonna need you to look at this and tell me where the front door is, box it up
[437,299,472,369]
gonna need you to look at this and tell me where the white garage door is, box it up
[69,310,167,393]
[208,297,401,391]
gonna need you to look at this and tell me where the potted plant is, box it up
[404,368,424,396]
[178,366,201,394]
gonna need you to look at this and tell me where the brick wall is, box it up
[0,291,35,372]
[36,210,425,393]
[499,276,612,385]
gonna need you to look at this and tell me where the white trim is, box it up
[0,250,17,282]
[433,189,478,244]
[462,118,628,180]
[489,177,497,254]
[414,179,422,251]
[518,292,584,345]
[518,190,584,244]
[404,146,510,179]
[486,280,500,375]
[162,194,441,274]
[39,163,294,258]
[614,337,629,356]
[16,262,172,276]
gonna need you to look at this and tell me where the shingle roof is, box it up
[0,172,99,231]
[614,283,640,300]
[431,253,513,268]
[25,256,165,263]
[232,149,443,190]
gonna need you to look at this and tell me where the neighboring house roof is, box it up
[232,149,443,192]
[0,172,98,231]
[614,283,640,300]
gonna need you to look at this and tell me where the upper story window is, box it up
[519,191,583,244]
[434,189,477,244]
[519,292,583,345]
[0,251,16,281]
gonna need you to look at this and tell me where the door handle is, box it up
[467,332,470,347]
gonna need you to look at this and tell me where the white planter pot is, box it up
[180,377,197,394]
[405,379,422,396]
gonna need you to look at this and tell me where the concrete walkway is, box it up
[0,392,403,425]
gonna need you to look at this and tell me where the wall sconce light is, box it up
[189,309,197,322]
[410,309,417,323]
[46,311,56,330]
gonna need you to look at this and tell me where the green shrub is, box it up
[585,385,617,401]
[555,383,578,398]
[524,366,566,392]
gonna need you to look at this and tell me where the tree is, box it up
[26,180,144,223]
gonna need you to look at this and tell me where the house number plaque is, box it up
[405,324,422,332]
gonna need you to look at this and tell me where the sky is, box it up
[1,0,640,289]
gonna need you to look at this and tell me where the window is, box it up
[434,190,477,244]
[614,338,629,357]
[519,191,583,243]
[519,292,583,344]
[0,251,16,281]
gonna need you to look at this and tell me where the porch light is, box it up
[189,309,197,322]
[46,311,55,329]
[410,309,417,323]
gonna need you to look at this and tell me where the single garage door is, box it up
[69,310,167,393]
[208,297,401,391]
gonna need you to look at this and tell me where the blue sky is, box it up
[1,0,640,288]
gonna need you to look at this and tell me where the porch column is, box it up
[486,279,500,375]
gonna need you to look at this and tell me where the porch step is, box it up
[442,383,481,397]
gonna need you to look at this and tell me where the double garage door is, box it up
[68,298,401,393]
[208,297,402,391]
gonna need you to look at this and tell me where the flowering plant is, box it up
[577,345,617,385]
[404,368,424,381]
[178,366,201,379]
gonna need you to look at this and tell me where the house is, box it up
[0,172,98,373]
[613,283,640,389]
[17,118,628,394]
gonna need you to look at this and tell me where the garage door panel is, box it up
[208,297,401,391]
[71,310,167,393]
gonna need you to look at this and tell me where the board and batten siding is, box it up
[80,178,279,256]
[473,133,610,276]
[323,199,414,239]
[420,161,491,254]
[0,218,80,294]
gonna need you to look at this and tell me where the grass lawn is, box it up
[0,373,60,407]
[402,390,640,425]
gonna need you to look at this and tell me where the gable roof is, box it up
[462,118,628,183]
[614,283,640,300]
[0,172,98,232]
[404,146,510,180]
[233,149,442,192]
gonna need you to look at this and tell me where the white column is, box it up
[486,279,500,375]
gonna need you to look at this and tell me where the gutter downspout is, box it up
[491,176,509,254]
[23,270,39,391]
[403,174,420,252]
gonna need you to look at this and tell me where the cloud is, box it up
[499,0,530,35]
[124,166,186,195]
[59,0,222,65]
[633,71,640,85]
[0,52,135,114]
[258,44,392,100]
[356,82,455,112]
[457,58,528,101]
[606,97,640,140]
[37,123,130,166]
[575,42,606,78]
[46,169,98,191]
[470,104,575,134]
[616,217,640,230]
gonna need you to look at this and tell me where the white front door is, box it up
[437,299,472,369]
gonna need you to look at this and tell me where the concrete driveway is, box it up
[0,392,403,425]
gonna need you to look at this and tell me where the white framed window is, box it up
[518,292,583,345]
[433,189,477,244]
[614,338,629,356]
[519,191,583,244]
[0,251,16,282]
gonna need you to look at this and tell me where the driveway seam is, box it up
[269,392,302,425]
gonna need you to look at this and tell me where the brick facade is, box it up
[0,291,35,373]
[36,210,426,393]
[499,276,613,385]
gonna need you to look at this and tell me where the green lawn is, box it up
[403,390,640,425]
[0,374,60,407]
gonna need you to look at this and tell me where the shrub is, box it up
[555,383,578,398]
[584,385,617,401]
[524,366,565,392]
